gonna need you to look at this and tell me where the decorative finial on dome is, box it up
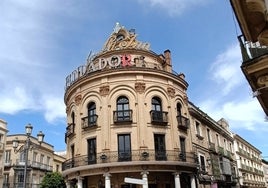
[113,22,123,33]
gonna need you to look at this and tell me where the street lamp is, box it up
[12,123,45,188]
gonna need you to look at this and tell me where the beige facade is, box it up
[233,134,266,188]
[63,23,197,188]
[3,134,65,187]
[188,102,238,188]
[63,23,268,188]
[0,119,8,187]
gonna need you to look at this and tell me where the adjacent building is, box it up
[262,159,268,187]
[0,119,8,187]
[230,0,268,117]
[189,102,237,188]
[3,133,66,188]
[233,134,266,188]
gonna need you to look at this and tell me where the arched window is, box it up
[71,112,75,125]
[87,102,97,126]
[67,112,75,137]
[114,96,132,122]
[176,102,189,130]
[177,103,182,116]
[151,97,167,124]
[152,97,162,111]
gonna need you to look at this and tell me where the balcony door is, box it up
[179,137,186,161]
[87,138,96,164]
[154,134,166,160]
[118,134,131,161]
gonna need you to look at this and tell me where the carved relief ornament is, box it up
[99,85,110,96]
[135,82,146,93]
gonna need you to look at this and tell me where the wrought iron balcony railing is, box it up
[66,123,75,137]
[177,115,189,131]
[14,159,52,171]
[82,115,98,129]
[208,142,216,153]
[113,110,133,123]
[238,35,268,62]
[150,110,168,125]
[62,150,197,171]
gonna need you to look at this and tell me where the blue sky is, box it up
[1,0,267,157]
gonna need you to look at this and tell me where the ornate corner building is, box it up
[230,0,268,117]
[63,23,241,188]
[63,23,197,188]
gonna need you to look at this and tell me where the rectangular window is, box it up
[216,134,220,146]
[33,152,37,161]
[17,171,24,185]
[47,156,50,166]
[118,134,131,161]
[207,128,211,143]
[4,174,9,184]
[19,152,25,163]
[87,138,96,164]
[179,137,186,161]
[195,121,201,136]
[199,154,206,172]
[154,134,166,161]
[4,150,11,164]
[40,154,44,164]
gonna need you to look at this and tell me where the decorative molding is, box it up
[135,82,146,93]
[99,85,110,96]
[257,74,268,86]
[75,94,82,105]
[167,87,175,98]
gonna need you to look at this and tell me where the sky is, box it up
[0,0,267,158]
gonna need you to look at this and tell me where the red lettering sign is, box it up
[121,54,132,67]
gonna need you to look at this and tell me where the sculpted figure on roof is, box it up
[103,22,150,51]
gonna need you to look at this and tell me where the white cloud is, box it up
[199,98,267,131]
[0,87,36,114]
[139,0,210,16]
[197,43,268,132]
[43,96,66,124]
[0,0,68,123]
[209,43,243,95]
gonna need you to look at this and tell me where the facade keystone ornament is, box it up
[167,87,175,98]
[135,82,146,93]
[75,94,82,105]
[100,85,110,96]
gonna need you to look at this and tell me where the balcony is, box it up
[14,159,52,171]
[82,115,98,129]
[150,110,168,125]
[62,150,197,171]
[238,35,268,116]
[32,161,53,171]
[218,146,224,156]
[65,123,75,138]
[208,142,216,153]
[113,110,133,124]
[177,115,189,131]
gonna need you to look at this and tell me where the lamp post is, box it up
[12,123,45,188]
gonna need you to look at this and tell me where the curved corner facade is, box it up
[63,24,197,188]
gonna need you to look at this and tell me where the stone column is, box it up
[190,175,196,188]
[77,176,83,188]
[141,171,149,188]
[104,173,111,188]
[174,173,181,188]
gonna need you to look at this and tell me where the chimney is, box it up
[164,49,171,65]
